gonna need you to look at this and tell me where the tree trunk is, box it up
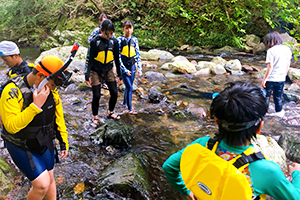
[89,0,104,13]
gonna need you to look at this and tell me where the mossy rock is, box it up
[95,153,151,200]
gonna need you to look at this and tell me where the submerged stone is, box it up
[89,121,133,148]
[95,153,151,200]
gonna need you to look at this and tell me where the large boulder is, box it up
[144,71,166,82]
[168,61,197,74]
[287,67,300,82]
[95,153,151,200]
[252,135,287,171]
[224,59,242,73]
[89,121,133,149]
[0,156,15,197]
[35,45,88,72]
[278,132,300,163]
[214,45,239,55]
[148,86,165,103]
[211,56,227,67]
[140,49,174,61]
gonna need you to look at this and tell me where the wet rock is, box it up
[140,49,174,61]
[64,83,78,92]
[197,61,215,71]
[148,86,165,103]
[185,103,207,118]
[214,45,239,55]
[169,61,197,74]
[210,64,226,75]
[194,68,210,76]
[244,34,261,46]
[144,71,166,82]
[0,156,15,197]
[288,67,300,82]
[171,55,189,62]
[224,59,242,73]
[252,134,287,171]
[78,82,91,91]
[95,153,151,200]
[283,91,300,102]
[89,121,133,149]
[35,45,88,73]
[278,132,300,163]
[161,63,170,70]
[211,56,227,67]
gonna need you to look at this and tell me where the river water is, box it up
[1,48,300,199]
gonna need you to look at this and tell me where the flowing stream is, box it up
[1,48,300,199]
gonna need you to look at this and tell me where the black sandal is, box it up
[107,112,120,120]
[90,118,100,128]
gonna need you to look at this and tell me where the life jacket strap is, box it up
[25,150,36,171]
[233,152,265,169]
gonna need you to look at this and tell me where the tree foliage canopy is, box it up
[0,0,299,49]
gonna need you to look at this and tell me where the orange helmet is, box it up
[35,56,64,76]
[36,56,70,86]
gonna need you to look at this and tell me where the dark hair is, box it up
[99,13,108,23]
[264,31,283,50]
[122,20,133,28]
[32,68,39,75]
[101,19,114,32]
[210,82,267,146]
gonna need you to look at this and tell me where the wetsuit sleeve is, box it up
[52,90,69,150]
[88,27,100,44]
[251,159,300,200]
[133,36,142,73]
[0,83,42,134]
[162,137,210,196]
[117,36,129,75]
[112,37,122,79]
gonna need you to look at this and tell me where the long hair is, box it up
[210,82,267,146]
[264,31,283,50]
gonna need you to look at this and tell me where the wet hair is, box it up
[101,19,114,32]
[99,13,108,23]
[122,20,133,28]
[264,31,283,50]
[210,82,268,146]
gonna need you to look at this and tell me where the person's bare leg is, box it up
[27,170,50,200]
[44,169,56,200]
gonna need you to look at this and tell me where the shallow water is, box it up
[1,48,300,199]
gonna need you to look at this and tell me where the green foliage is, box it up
[0,0,299,51]
[0,0,67,44]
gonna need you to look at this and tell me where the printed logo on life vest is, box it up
[197,182,212,195]
[47,105,53,109]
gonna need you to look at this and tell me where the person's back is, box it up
[266,44,292,82]
[163,81,300,200]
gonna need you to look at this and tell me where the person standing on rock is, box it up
[0,41,34,78]
[117,20,142,114]
[261,31,292,118]
[85,19,122,127]
[0,56,69,200]
[163,81,300,200]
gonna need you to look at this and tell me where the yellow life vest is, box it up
[180,139,266,200]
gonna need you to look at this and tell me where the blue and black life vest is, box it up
[91,36,115,76]
[7,60,34,79]
[120,36,136,70]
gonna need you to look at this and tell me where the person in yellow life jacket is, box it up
[0,41,33,78]
[85,19,122,127]
[163,82,300,200]
[117,20,142,114]
[0,55,69,200]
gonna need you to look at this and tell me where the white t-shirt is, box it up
[265,44,292,82]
